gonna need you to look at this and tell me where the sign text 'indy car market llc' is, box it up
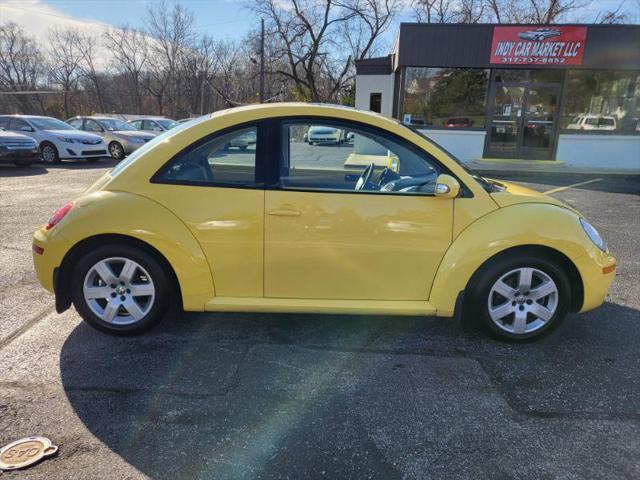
[490,26,587,65]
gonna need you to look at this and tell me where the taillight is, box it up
[46,201,73,230]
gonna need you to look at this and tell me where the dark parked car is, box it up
[0,129,40,167]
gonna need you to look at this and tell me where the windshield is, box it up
[30,117,74,131]
[407,125,503,193]
[99,119,134,131]
[157,119,179,129]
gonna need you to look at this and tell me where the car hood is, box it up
[46,130,104,142]
[488,180,580,214]
[0,131,35,142]
[113,131,156,140]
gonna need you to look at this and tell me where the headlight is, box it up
[580,218,607,252]
[56,136,76,143]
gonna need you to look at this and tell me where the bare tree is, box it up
[412,0,454,23]
[48,28,84,118]
[414,0,588,24]
[103,25,149,113]
[251,0,397,103]
[595,1,630,23]
[145,1,196,115]
[74,32,107,112]
[0,22,44,113]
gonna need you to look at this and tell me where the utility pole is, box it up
[259,18,265,103]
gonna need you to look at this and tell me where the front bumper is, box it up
[0,148,41,163]
[574,246,616,313]
[57,142,108,159]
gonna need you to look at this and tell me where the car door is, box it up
[9,118,37,142]
[145,122,266,298]
[264,118,455,301]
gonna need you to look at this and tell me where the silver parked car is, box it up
[128,117,179,136]
[518,28,561,41]
[66,116,155,160]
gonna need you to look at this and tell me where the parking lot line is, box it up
[543,178,602,194]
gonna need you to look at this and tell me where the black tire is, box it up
[465,254,570,342]
[40,142,60,164]
[108,141,125,160]
[70,244,171,335]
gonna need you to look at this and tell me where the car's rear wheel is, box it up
[40,142,59,164]
[71,245,170,335]
[108,141,125,160]
[466,254,570,342]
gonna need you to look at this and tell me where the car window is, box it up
[280,121,440,195]
[29,117,73,130]
[68,119,84,129]
[157,119,178,129]
[585,117,598,126]
[145,120,163,132]
[154,126,258,186]
[100,119,133,131]
[85,120,103,132]
[600,118,615,127]
[129,120,142,129]
[9,118,32,132]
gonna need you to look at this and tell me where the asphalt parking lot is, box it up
[0,161,639,479]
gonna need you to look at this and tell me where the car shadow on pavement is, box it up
[0,164,48,176]
[46,159,119,170]
[60,301,640,479]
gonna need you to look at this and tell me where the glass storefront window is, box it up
[402,67,490,128]
[494,69,564,84]
[561,70,640,133]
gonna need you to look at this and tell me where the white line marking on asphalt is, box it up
[544,178,602,195]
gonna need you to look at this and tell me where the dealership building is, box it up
[355,24,640,172]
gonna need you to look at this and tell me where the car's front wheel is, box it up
[70,245,170,335]
[466,254,570,342]
[40,142,59,164]
[108,142,125,160]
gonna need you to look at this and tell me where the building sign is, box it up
[490,26,587,66]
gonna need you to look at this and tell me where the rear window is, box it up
[600,118,615,126]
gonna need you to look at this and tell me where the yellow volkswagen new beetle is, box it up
[32,104,616,341]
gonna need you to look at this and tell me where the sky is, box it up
[0,0,638,49]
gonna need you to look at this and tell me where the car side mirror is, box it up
[434,174,460,199]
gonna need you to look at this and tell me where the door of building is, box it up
[485,83,561,160]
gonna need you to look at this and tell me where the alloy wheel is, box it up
[487,267,558,335]
[109,143,124,159]
[42,145,56,163]
[83,257,155,325]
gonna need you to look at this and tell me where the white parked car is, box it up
[307,126,342,145]
[566,115,617,131]
[0,115,108,164]
[128,117,179,136]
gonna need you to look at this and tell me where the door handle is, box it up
[267,208,301,217]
